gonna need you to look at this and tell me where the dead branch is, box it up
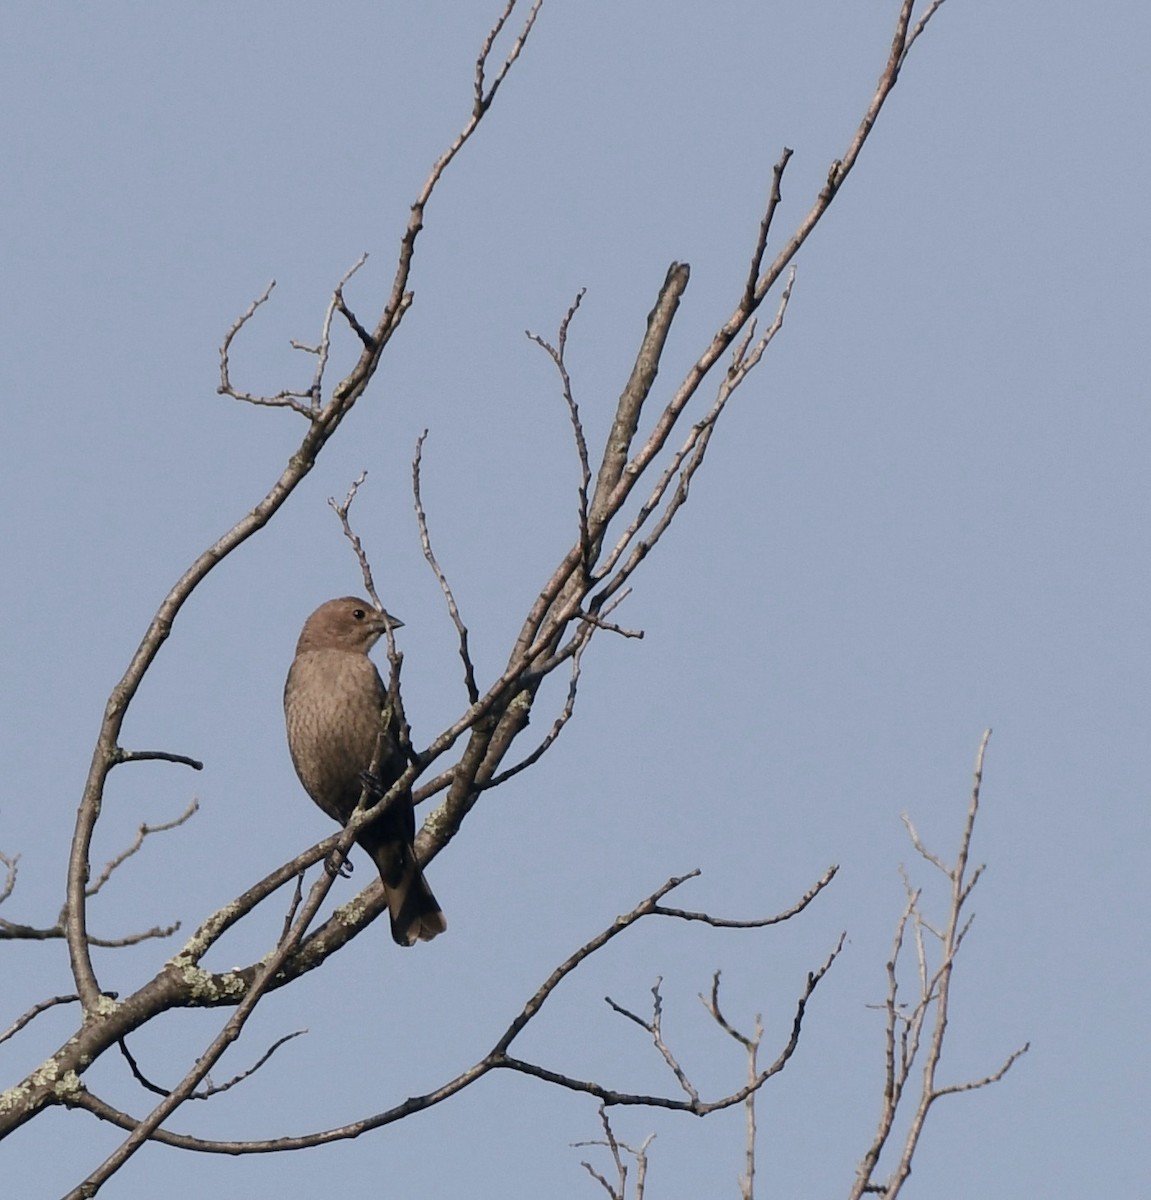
[0,994,84,1047]
[3,804,193,945]
[605,979,701,1105]
[573,1106,655,1200]
[118,1029,307,1101]
[222,254,371,413]
[528,288,592,548]
[700,975,764,1200]
[21,3,965,1187]
[60,869,837,1156]
[1,915,180,946]
[413,431,480,705]
[849,731,1030,1200]
[61,0,538,1033]
[217,281,316,414]
[653,862,839,928]
[87,799,199,898]
[328,472,382,611]
[113,750,204,770]
[0,849,17,905]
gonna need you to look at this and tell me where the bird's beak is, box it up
[379,609,404,633]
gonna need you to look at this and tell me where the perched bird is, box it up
[284,596,446,946]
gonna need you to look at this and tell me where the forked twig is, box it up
[413,431,480,704]
[67,868,838,1155]
[850,731,1029,1199]
[87,799,200,898]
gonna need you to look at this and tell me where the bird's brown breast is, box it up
[284,648,392,824]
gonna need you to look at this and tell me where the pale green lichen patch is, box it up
[422,802,452,839]
[215,972,248,998]
[177,964,248,1002]
[31,1060,62,1087]
[52,1071,82,1099]
[167,902,241,966]
[0,1060,85,1113]
[0,1081,31,1113]
[334,898,366,926]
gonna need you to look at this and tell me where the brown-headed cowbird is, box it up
[284,596,446,946]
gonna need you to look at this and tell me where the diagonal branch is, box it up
[64,867,837,1155]
[63,0,543,1024]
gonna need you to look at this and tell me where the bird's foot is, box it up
[358,769,385,801]
[324,850,355,879]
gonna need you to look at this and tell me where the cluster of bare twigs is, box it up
[50,869,838,1156]
[0,2,995,1197]
[575,963,773,1200]
[0,801,196,948]
[850,731,1029,1198]
[575,734,1028,1200]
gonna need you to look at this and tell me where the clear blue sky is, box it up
[2,2,1148,1196]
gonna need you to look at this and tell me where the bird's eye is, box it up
[352,608,366,621]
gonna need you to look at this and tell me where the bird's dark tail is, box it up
[369,838,447,947]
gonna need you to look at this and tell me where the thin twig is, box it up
[850,731,1030,1200]
[0,994,83,1046]
[482,633,590,788]
[604,978,700,1104]
[652,862,839,927]
[118,1030,307,1100]
[278,872,306,945]
[64,868,840,1156]
[573,1107,655,1200]
[413,431,480,704]
[527,288,592,549]
[87,800,200,897]
[473,0,545,116]
[902,0,950,63]
[113,749,204,771]
[701,975,763,1200]
[0,849,17,905]
[328,472,382,610]
[217,283,314,415]
[307,253,371,405]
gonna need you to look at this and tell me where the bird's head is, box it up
[294,596,403,654]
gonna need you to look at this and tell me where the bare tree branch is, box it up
[528,287,592,548]
[2,915,180,947]
[328,472,383,610]
[413,431,480,705]
[87,800,199,898]
[60,0,538,1030]
[118,1029,307,1101]
[217,281,316,415]
[58,869,837,1155]
[850,731,1030,1200]
[0,994,83,1047]
[482,632,590,789]
[10,8,978,1195]
[0,849,17,906]
[701,975,764,1200]
[652,861,838,928]
[59,731,398,1197]
[573,1107,655,1200]
[605,979,701,1104]
[112,749,204,770]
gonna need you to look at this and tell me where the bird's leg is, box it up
[325,849,356,879]
[358,769,386,802]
